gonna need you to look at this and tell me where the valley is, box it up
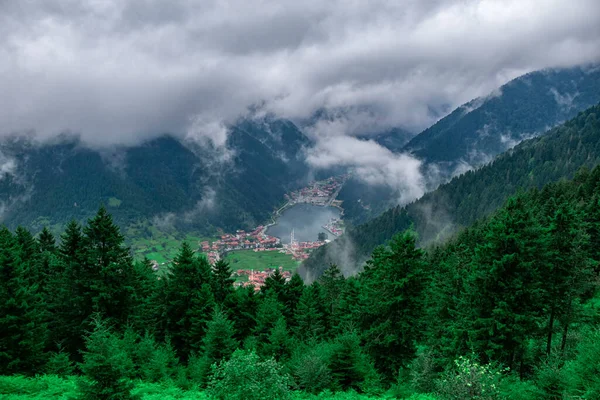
[2,4,600,397]
[137,175,347,287]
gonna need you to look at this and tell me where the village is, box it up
[195,175,348,290]
[284,174,347,208]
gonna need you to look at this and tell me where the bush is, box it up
[208,349,292,400]
[78,317,137,400]
[45,349,76,376]
[435,356,505,400]
[562,327,600,399]
[289,344,332,394]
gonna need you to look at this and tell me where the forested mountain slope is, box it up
[336,65,600,225]
[405,64,600,168]
[304,103,600,277]
[0,117,310,235]
[1,164,599,398]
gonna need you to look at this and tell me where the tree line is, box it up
[1,167,600,398]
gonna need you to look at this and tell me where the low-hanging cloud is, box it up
[1,0,599,149]
[305,117,425,205]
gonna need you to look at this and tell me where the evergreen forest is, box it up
[2,162,600,399]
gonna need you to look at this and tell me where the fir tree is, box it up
[0,227,48,375]
[357,231,428,379]
[294,284,326,341]
[212,259,234,305]
[262,316,293,362]
[262,268,286,301]
[543,201,595,354]
[253,292,285,345]
[467,196,547,370]
[83,206,136,329]
[38,226,57,254]
[165,242,215,361]
[78,316,136,400]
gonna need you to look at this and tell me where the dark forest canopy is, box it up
[1,164,600,398]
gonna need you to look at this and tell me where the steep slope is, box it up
[0,117,310,235]
[405,65,600,168]
[337,64,600,225]
[303,103,600,278]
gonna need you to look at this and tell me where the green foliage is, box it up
[45,349,76,376]
[435,356,505,400]
[328,332,379,393]
[164,242,215,361]
[78,316,136,399]
[294,284,326,342]
[207,349,293,400]
[357,231,428,378]
[3,152,600,399]
[562,327,600,399]
[0,375,79,399]
[0,227,48,375]
[289,343,332,394]
[0,116,310,240]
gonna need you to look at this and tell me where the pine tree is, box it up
[15,226,43,286]
[282,273,305,327]
[253,292,285,346]
[294,284,326,342]
[78,316,136,400]
[0,227,48,375]
[357,231,428,379]
[196,307,239,384]
[53,220,89,359]
[212,259,234,305]
[328,332,373,393]
[543,200,595,354]
[128,258,160,333]
[229,285,258,342]
[467,196,547,370]
[262,316,293,362]
[319,264,345,331]
[263,268,286,301]
[38,226,57,254]
[82,206,136,330]
[319,264,345,316]
[165,242,215,361]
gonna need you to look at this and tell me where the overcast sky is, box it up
[2,0,599,148]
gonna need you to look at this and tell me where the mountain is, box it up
[0,117,311,235]
[405,64,600,170]
[302,102,600,278]
[336,65,600,225]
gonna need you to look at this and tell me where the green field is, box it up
[224,249,300,272]
[125,220,215,265]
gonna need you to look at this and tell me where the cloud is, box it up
[152,187,217,230]
[0,0,599,148]
[305,121,425,205]
[0,152,17,178]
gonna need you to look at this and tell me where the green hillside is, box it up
[305,102,600,277]
[338,65,600,225]
[0,116,310,237]
[406,64,600,166]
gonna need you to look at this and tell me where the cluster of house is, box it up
[323,218,343,236]
[285,176,345,206]
[289,240,326,260]
[234,267,293,291]
[200,227,281,254]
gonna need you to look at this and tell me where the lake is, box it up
[266,204,341,244]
